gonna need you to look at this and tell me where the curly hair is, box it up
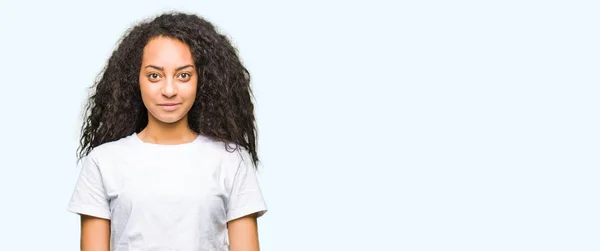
[77,11,260,167]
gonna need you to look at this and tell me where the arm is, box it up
[227,214,261,251]
[80,215,110,251]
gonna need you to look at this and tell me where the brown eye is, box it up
[148,73,160,80]
[179,72,191,80]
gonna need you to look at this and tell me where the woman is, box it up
[67,11,267,251]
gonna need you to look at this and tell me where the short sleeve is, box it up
[226,150,268,222]
[67,155,111,219]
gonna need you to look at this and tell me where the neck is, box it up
[138,115,198,145]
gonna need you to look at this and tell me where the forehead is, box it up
[142,36,194,65]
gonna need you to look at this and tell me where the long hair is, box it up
[77,11,259,167]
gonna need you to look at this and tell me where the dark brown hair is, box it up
[77,11,259,167]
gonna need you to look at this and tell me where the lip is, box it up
[158,103,181,111]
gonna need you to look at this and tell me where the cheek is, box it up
[139,83,153,100]
[139,83,160,107]
[139,78,149,94]
[140,79,161,93]
[184,81,198,100]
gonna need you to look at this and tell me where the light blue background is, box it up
[0,0,598,250]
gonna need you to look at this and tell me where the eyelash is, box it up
[148,72,191,80]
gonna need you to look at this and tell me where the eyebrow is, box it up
[144,64,194,71]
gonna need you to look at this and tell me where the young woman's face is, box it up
[139,36,198,124]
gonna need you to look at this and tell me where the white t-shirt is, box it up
[67,132,267,251]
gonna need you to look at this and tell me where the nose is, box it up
[161,78,178,98]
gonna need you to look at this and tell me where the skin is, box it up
[80,215,109,251]
[137,35,199,144]
[227,214,261,251]
[80,36,261,250]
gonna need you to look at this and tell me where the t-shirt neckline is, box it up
[132,132,202,147]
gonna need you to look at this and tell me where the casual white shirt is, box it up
[67,132,267,251]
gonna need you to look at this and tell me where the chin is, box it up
[158,118,182,124]
[160,116,185,124]
[149,112,186,124]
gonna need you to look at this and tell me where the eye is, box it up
[179,72,191,80]
[148,73,160,81]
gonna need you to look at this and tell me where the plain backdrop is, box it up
[0,0,598,250]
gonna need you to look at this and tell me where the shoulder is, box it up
[196,134,252,169]
[197,134,249,159]
[84,134,136,163]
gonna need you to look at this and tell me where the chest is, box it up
[101,152,229,217]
